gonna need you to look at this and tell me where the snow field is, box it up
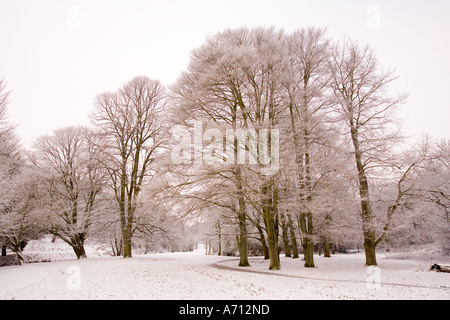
[0,248,449,300]
[217,254,450,300]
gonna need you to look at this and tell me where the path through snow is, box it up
[0,250,449,300]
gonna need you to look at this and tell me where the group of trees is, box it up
[0,77,172,263]
[169,26,449,269]
[0,26,449,268]
[0,79,38,264]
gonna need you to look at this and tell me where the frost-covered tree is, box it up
[389,138,450,253]
[0,79,43,264]
[329,38,408,265]
[92,76,167,258]
[0,79,19,159]
[281,27,332,267]
[30,126,107,259]
[171,26,289,269]
[0,167,43,265]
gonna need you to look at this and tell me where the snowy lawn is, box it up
[0,248,449,300]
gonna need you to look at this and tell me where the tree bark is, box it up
[350,124,378,266]
[303,236,315,268]
[236,166,250,267]
[123,226,132,258]
[303,133,315,268]
[280,211,291,257]
[262,180,280,270]
[111,237,123,256]
[364,238,378,266]
[300,212,315,268]
[9,240,25,266]
[73,245,87,260]
[287,214,299,259]
[323,236,331,258]
[15,249,24,266]
[71,233,88,259]
[255,223,269,259]
[217,222,222,256]
[281,219,291,258]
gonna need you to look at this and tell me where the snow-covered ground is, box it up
[0,240,449,300]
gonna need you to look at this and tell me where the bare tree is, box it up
[282,27,332,267]
[390,138,450,252]
[171,27,254,267]
[0,167,43,265]
[0,79,20,159]
[329,39,408,266]
[0,78,26,261]
[92,76,166,258]
[171,27,288,269]
[0,79,15,210]
[30,126,106,259]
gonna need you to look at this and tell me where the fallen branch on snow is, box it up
[430,264,450,273]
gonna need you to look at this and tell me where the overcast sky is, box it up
[0,0,449,148]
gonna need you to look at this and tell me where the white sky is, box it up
[0,0,449,148]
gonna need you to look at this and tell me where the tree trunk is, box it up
[237,205,249,267]
[217,222,222,256]
[1,245,6,256]
[364,236,378,266]
[266,223,280,270]
[323,236,331,258]
[282,227,291,258]
[236,233,249,266]
[15,249,24,266]
[287,214,299,259]
[302,138,315,268]
[303,236,315,268]
[281,213,291,258]
[73,245,87,259]
[123,239,132,258]
[123,226,132,258]
[266,219,280,270]
[350,124,378,266]
[262,181,280,271]
[9,241,25,266]
[235,165,250,267]
[111,237,123,256]
[256,223,270,259]
[299,212,315,268]
[111,241,116,256]
[71,233,87,259]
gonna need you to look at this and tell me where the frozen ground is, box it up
[0,240,449,300]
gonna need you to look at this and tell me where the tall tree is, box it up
[0,78,29,263]
[282,27,331,267]
[329,39,407,266]
[92,76,166,258]
[171,27,254,267]
[171,27,287,269]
